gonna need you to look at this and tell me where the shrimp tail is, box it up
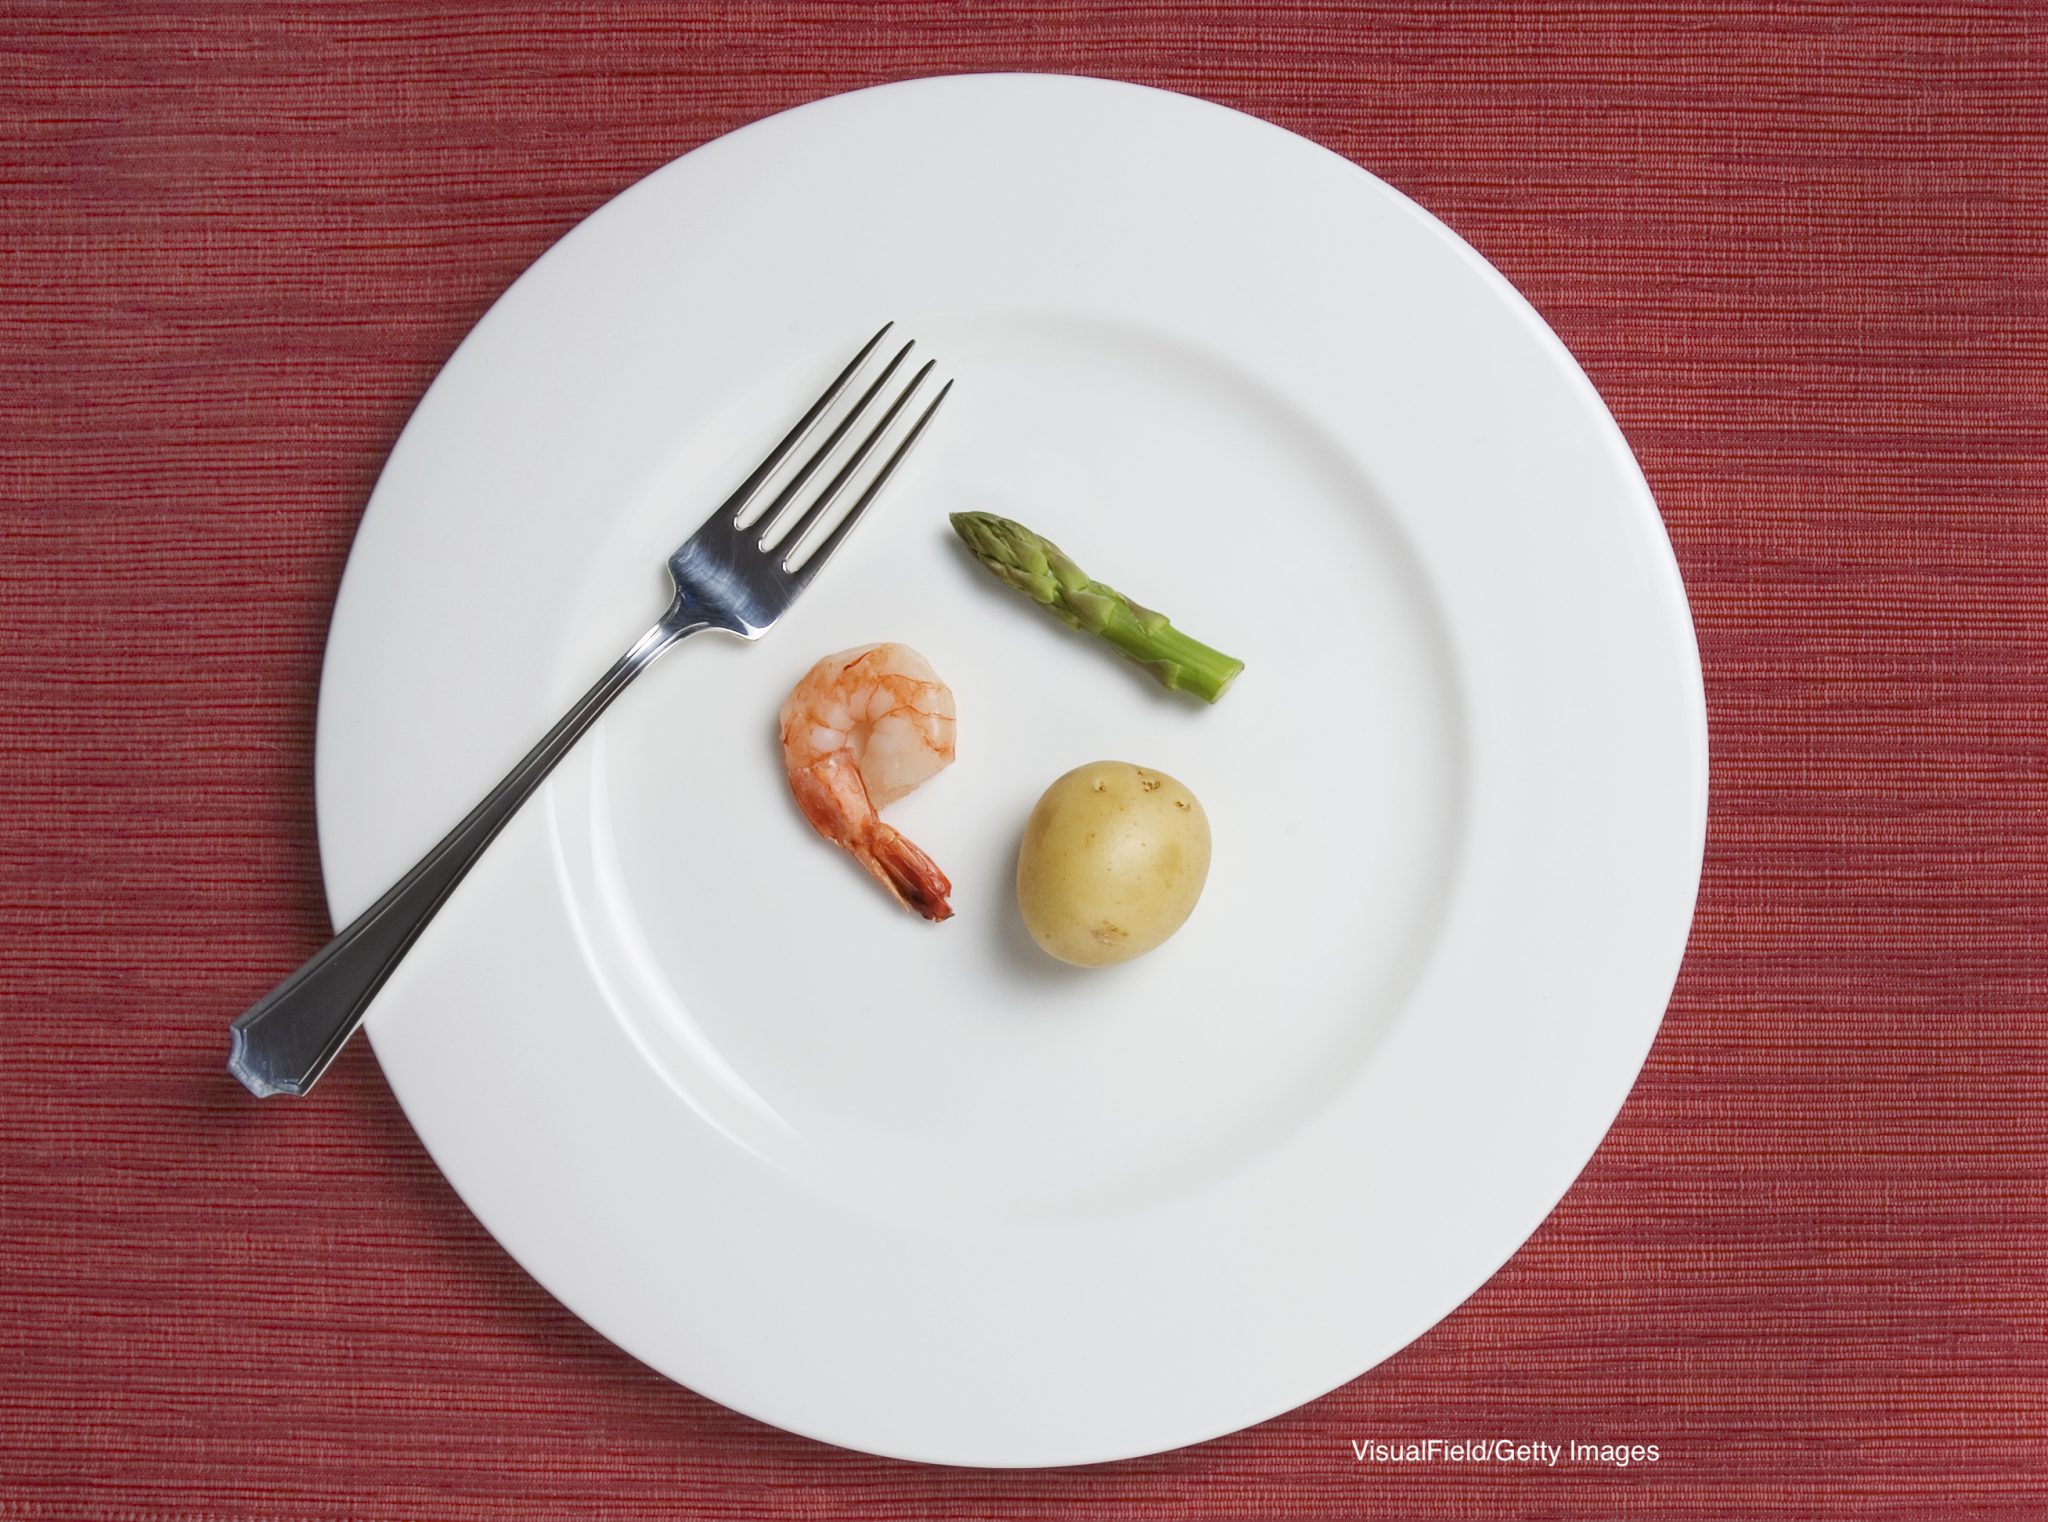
[787,751,954,921]
[860,826,954,922]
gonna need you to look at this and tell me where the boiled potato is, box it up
[1016,761,1211,967]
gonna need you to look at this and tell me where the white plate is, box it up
[320,74,1706,1467]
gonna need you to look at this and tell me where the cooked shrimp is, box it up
[779,643,956,920]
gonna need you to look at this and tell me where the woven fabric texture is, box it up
[3,3,2044,1518]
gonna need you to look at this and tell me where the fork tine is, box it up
[719,322,894,525]
[787,378,953,579]
[749,340,915,541]
[773,360,934,566]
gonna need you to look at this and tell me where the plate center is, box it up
[547,313,1466,1221]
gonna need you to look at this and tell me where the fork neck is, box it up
[637,592,714,667]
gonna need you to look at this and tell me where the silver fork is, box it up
[229,324,949,1098]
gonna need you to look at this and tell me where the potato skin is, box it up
[1015,761,1211,967]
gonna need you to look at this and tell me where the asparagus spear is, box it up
[949,512,1245,703]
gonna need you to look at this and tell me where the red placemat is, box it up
[4,4,2044,1518]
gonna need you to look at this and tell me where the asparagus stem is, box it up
[949,511,1245,703]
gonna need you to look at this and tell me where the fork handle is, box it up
[228,598,707,1097]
